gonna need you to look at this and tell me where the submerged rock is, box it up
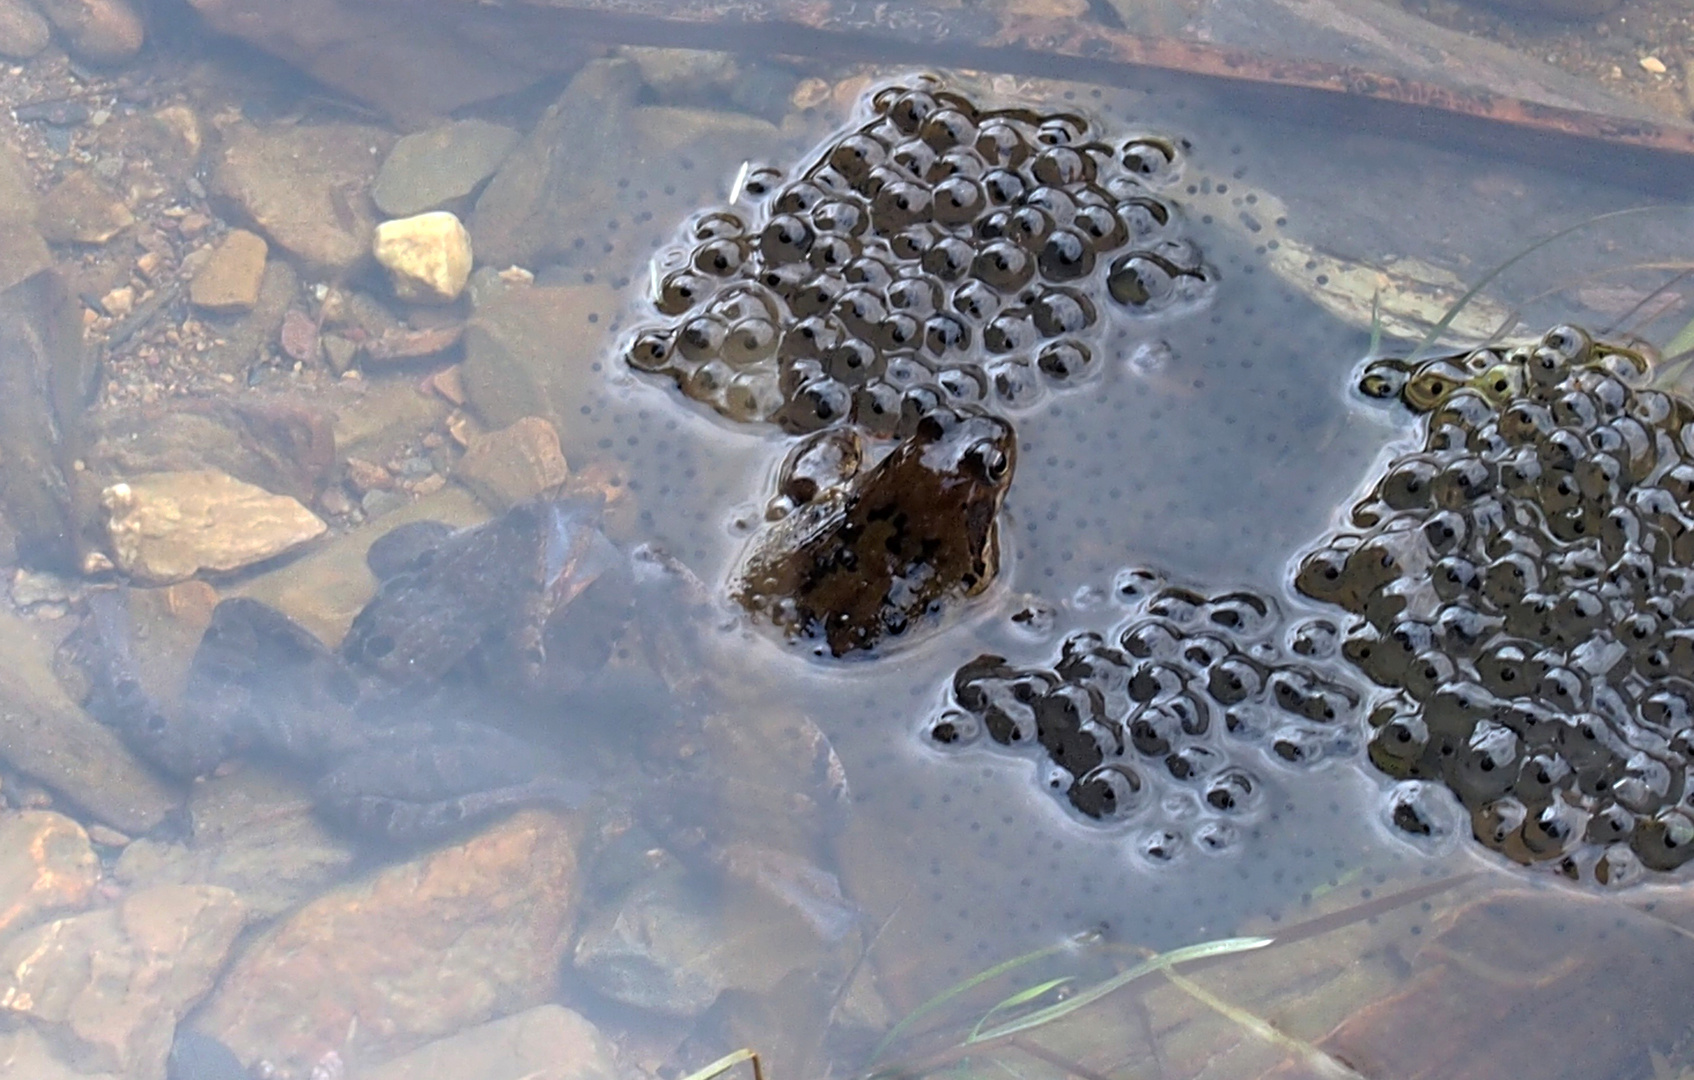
[31,0,144,60]
[0,610,176,834]
[189,229,268,314]
[453,415,569,511]
[0,0,49,59]
[113,770,356,919]
[0,884,247,1077]
[358,1005,622,1080]
[38,170,133,246]
[0,810,100,937]
[0,142,49,293]
[372,119,520,218]
[461,284,620,430]
[102,470,327,584]
[372,210,472,304]
[195,809,584,1075]
[210,122,391,272]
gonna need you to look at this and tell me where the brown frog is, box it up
[734,406,1017,657]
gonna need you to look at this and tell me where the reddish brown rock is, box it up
[189,229,268,313]
[0,811,100,937]
[453,416,568,510]
[197,809,584,1075]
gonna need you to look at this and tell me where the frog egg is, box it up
[1357,359,1411,401]
[936,364,988,405]
[1574,452,1621,502]
[807,235,858,273]
[625,327,674,373]
[972,242,1036,293]
[1069,202,1130,253]
[739,164,783,198]
[1204,656,1264,705]
[930,176,985,226]
[851,380,903,437]
[1070,763,1146,821]
[832,287,888,340]
[789,274,845,318]
[951,278,1003,323]
[692,237,747,277]
[981,167,1029,206]
[1037,229,1097,282]
[971,118,1032,168]
[1400,361,1471,413]
[827,134,889,188]
[1006,205,1055,250]
[759,214,814,264]
[1542,324,1594,366]
[776,376,853,433]
[675,314,728,363]
[928,146,986,183]
[1520,798,1587,858]
[1035,112,1089,147]
[869,180,933,234]
[655,269,712,316]
[890,137,938,182]
[722,371,781,423]
[922,314,971,358]
[1377,457,1439,510]
[1432,457,1496,507]
[920,237,975,281]
[884,353,935,392]
[983,312,1038,355]
[1105,250,1210,311]
[822,337,879,385]
[1421,509,1468,554]
[890,224,942,261]
[1552,390,1598,429]
[775,179,833,215]
[926,709,982,746]
[1113,194,1173,238]
[878,313,924,353]
[811,199,867,237]
[885,88,939,134]
[842,255,895,291]
[721,318,778,367]
[682,357,734,405]
[1036,340,1094,384]
[1118,135,1178,178]
[1029,145,1095,187]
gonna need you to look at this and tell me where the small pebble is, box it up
[1640,56,1667,74]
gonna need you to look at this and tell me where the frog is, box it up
[733,404,1017,658]
[72,494,693,843]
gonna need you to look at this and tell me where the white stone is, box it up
[373,210,473,304]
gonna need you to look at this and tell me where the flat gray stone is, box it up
[373,119,520,217]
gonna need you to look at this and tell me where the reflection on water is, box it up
[1,3,1694,1079]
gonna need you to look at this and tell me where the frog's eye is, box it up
[966,441,1011,483]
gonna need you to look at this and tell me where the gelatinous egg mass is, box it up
[929,574,1356,857]
[623,79,1213,434]
[1301,326,1694,884]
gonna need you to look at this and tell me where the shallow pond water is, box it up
[6,5,1694,1080]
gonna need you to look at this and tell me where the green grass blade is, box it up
[1663,316,1694,364]
[870,934,1094,1061]
[1407,205,1670,365]
[969,977,1075,1040]
[963,936,1273,1044]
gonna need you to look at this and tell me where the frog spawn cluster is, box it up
[1298,326,1694,884]
[625,81,1211,435]
[926,574,1357,860]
